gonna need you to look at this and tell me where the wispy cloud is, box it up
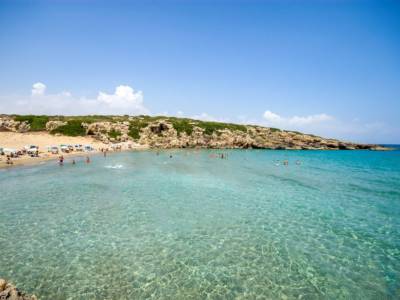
[263,110,334,127]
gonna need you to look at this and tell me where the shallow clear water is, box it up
[0,149,399,299]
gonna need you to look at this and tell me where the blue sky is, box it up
[0,0,399,143]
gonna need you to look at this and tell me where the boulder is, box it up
[0,279,37,300]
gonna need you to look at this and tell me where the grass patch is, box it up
[50,120,86,136]
[14,115,49,131]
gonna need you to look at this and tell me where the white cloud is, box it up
[97,85,146,113]
[1,83,149,115]
[31,82,46,96]
[263,110,334,127]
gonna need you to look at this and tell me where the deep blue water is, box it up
[0,149,399,299]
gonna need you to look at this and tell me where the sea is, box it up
[0,148,399,299]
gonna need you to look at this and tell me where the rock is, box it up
[0,278,6,291]
[2,114,386,151]
[0,117,30,133]
[45,120,66,131]
[0,279,37,300]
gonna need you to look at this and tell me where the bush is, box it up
[51,120,86,136]
[171,119,193,135]
[128,120,149,139]
[196,121,247,135]
[108,129,121,139]
[14,115,49,131]
[269,127,281,132]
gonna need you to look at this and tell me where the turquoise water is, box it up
[0,149,399,299]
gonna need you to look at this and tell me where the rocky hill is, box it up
[0,114,387,150]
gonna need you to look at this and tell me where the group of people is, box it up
[58,155,91,166]
[276,159,301,166]
[208,153,229,159]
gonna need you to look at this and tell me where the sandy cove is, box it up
[0,132,147,169]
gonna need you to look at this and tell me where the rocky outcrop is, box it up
[45,120,66,131]
[0,115,388,150]
[0,279,37,300]
[127,120,385,150]
[0,117,30,133]
[83,121,130,143]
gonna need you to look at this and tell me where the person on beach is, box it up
[6,156,13,165]
[86,156,90,163]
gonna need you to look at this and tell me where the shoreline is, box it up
[0,131,148,169]
[1,146,394,170]
[0,147,150,170]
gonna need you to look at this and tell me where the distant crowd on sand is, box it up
[0,142,133,167]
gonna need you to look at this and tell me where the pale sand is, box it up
[0,132,146,169]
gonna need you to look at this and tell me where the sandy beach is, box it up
[0,132,146,169]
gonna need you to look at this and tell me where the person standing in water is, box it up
[86,156,90,163]
[59,155,64,166]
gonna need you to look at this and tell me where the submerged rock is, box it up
[0,279,37,300]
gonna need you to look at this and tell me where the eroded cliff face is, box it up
[0,116,387,150]
[82,119,384,150]
[0,117,30,133]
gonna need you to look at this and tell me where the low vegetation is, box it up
[108,129,121,139]
[10,114,259,138]
[128,119,149,139]
[171,118,194,136]
[50,120,86,136]
[14,115,49,131]
[196,121,247,135]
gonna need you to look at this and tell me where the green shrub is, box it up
[196,121,247,135]
[66,115,115,124]
[269,127,281,132]
[14,115,49,131]
[128,120,149,139]
[108,129,121,139]
[171,119,193,135]
[51,120,86,136]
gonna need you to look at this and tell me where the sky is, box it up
[0,0,399,143]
